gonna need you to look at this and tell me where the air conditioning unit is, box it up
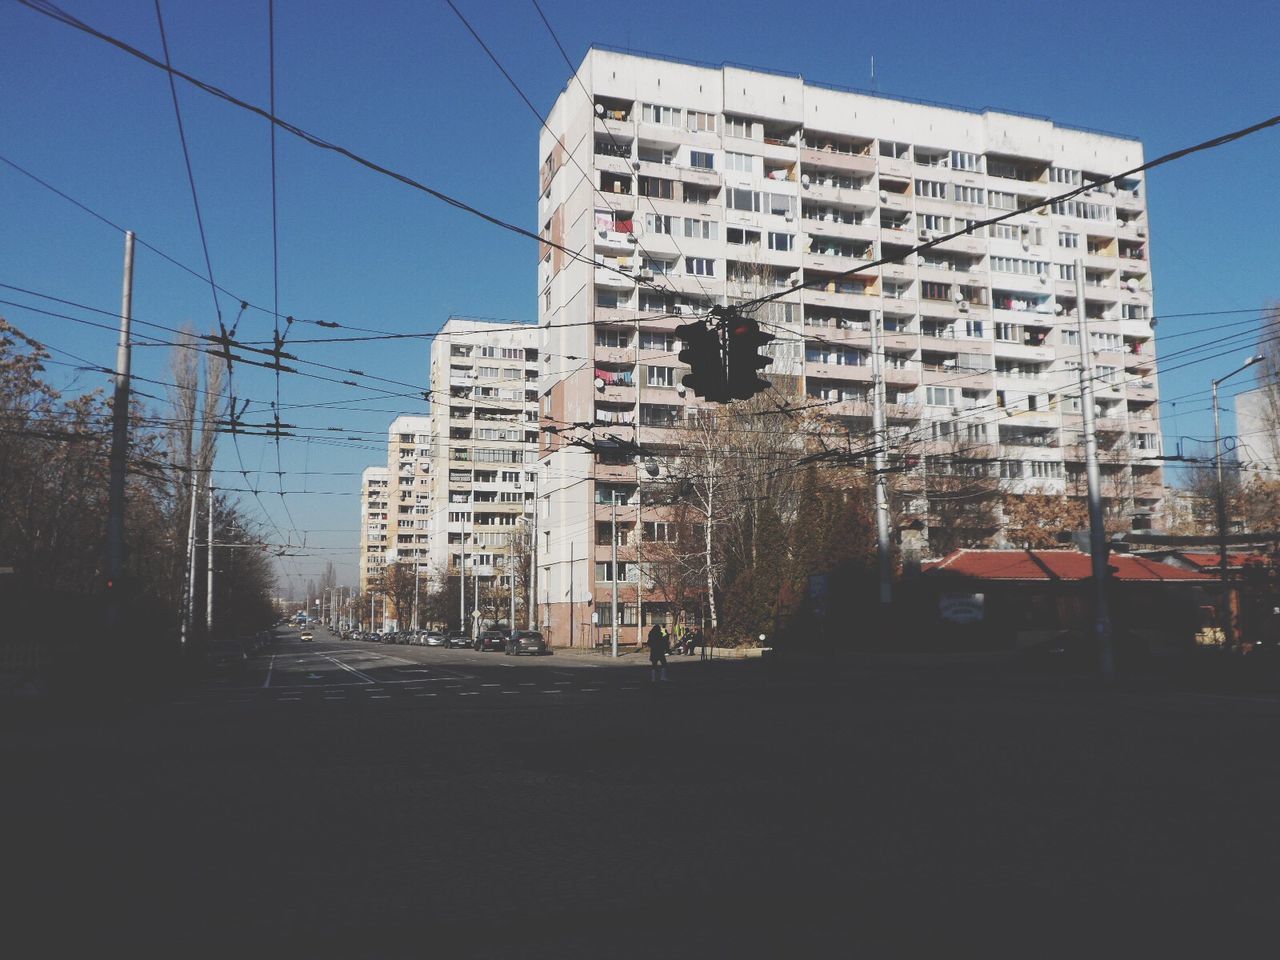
[958,301,970,313]
[919,229,931,240]
[1136,226,1146,237]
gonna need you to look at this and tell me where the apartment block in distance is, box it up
[535,48,1163,645]
[425,318,540,615]
[357,465,390,596]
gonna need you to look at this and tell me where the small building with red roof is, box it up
[916,548,1215,651]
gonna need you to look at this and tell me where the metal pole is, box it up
[529,471,538,630]
[508,534,516,632]
[206,471,214,635]
[611,492,619,658]
[370,590,375,633]
[460,518,467,634]
[1074,259,1113,681]
[180,470,198,647]
[569,541,574,649]
[105,230,135,628]
[870,308,892,604]
[412,560,420,631]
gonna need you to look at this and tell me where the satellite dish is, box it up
[1054,303,1064,315]
[594,377,605,390]
[644,459,660,478]
[1126,278,1140,293]
[878,190,888,202]
[801,173,811,187]
[594,103,604,116]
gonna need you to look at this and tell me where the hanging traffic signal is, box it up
[725,315,775,400]
[676,319,728,402]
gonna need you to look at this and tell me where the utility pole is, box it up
[412,560,420,631]
[611,491,620,658]
[1074,259,1114,682]
[206,472,214,636]
[369,590,375,634]
[870,308,892,605]
[105,231,135,629]
[460,521,467,635]
[179,469,198,647]
[1212,353,1264,650]
[529,471,538,630]
[508,534,516,632]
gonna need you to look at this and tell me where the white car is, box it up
[299,631,314,642]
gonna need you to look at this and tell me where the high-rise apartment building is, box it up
[425,318,540,621]
[385,414,434,572]
[357,465,390,595]
[535,48,1163,645]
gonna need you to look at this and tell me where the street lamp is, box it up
[1212,354,1264,648]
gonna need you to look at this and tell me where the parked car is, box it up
[424,631,447,647]
[474,630,506,652]
[445,632,470,649]
[505,630,547,656]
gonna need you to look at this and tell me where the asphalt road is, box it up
[6,626,1280,956]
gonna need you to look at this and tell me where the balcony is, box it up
[595,114,633,141]
[877,156,913,180]
[801,147,876,176]
[596,383,636,405]
[594,228,636,253]
[806,361,872,384]
[595,266,636,289]
[804,252,872,275]
[934,232,987,256]
[802,180,876,208]
[802,216,877,244]
[993,340,1056,364]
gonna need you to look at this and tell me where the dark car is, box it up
[445,632,470,649]
[505,630,547,656]
[423,631,447,647]
[474,630,506,652]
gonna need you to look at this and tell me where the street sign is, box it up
[939,593,985,624]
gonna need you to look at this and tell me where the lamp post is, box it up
[1212,354,1264,649]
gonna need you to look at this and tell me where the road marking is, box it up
[542,690,561,694]
[519,682,535,687]
[323,696,345,701]
[581,688,599,693]
[370,695,390,700]
[554,681,571,685]
[322,654,378,684]
[459,691,479,696]
[262,654,276,688]
[481,683,500,688]
[414,693,436,697]
[502,691,519,695]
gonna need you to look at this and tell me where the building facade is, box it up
[535,48,1163,646]
[424,318,540,625]
[1235,387,1279,477]
[357,465,390,596]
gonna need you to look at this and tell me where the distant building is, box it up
[1235,387,1279,478]
[357,465,389,595]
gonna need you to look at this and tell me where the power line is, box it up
[15,0,644,288]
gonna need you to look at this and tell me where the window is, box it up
[686,257,714,277]
[638,291,672,313]
[1056,263,1076,281]
[689,150,714,170]
[966,423,987,443]
[725,151,754,173]
[643,521,677,542]
[1121,303,1150,321]
[988,191,1017,211]
[926,386,956,407]
[724,116,754,139]
[642,257,674,277]
[962,319,985,338]
[1000,460,1024,479]
[683,185,714,205]
[954,185,984,205]
[638,176,673,199]
[1051,200,1109,220]
[919,213,951,232]
[915,179,947,199]
[766,193,795,217]
[686,110,717,133]
[683,218,717,240]
[646,365,675,387]
[1028,461,1062,479]
[726,227,760,246]
[1050,166,1081,185]
[645,213,673,235]
[991,256,1048,277]
[595,328,630,348]
[768,232,794,252]
[1061,329,1080,346]
[921,281,951,301]
[641,103,680,126]
[476,365,498,377]
[1058,231,1080,249]
[995,322,1017,342]
[989,223,1020,241]
[640,331,676,351]
[951,151,981,172]
[729,187,764,212]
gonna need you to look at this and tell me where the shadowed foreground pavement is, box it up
[6,635,1280,956]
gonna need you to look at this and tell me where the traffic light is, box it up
[676,319,728,402]
[725,315,775,400]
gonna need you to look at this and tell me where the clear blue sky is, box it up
[2,0,1278,591]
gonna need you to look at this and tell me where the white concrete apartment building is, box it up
[425,319,540,614]
[535,48,1163,645]
[357,465,390,595]
[1235,387,1279,476]
[385,414,434,574]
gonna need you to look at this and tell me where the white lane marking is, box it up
[541,690,561,694]
[502,691,519,695]
[519,682,535,687]
[323,696,345,701]
[459,691,479,696]
[262,654,276,688]
[481,683,500,688]
[322,654,378,684]
[370,695,390,700]
[581,688,600,693]
[554,681,571,685]
[552,670,577,678]
[415,693,436,698]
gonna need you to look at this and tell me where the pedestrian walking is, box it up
[646,622,670,682]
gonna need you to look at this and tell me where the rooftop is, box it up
[923,549,1212,583]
